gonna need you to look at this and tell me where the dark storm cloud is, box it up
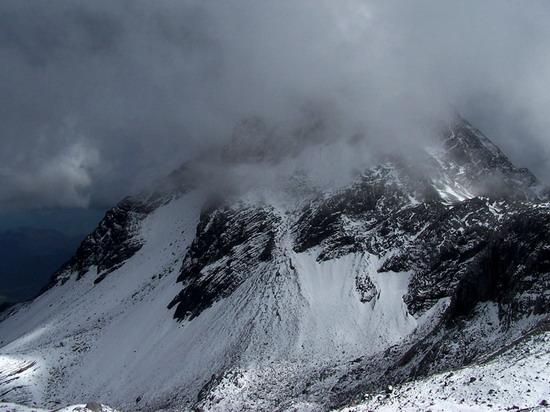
[0,0,549,208]
[0,0,223,208]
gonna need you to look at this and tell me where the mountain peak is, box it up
[1,116,549,411]
[424,115,544,202]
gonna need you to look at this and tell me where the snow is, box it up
[336,330,550,412]
[428,168,475,203]
[0,138,548,411]
[0,403,117,412]
[0,192,204,409]
[0,191,422,410]
[292,251,416,359]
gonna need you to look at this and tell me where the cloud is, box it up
[0,0,549,208]
[0,138,99,208]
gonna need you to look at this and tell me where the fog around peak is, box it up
[1,0,549,209]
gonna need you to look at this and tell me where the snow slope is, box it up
[337,329,550,412]
[0,402,117,412]
[0,191,424,411]
[0,193,204,409]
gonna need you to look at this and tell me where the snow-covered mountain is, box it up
[0,116,549,411]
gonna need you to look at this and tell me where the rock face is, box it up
[49,182,187,287]
[50,198,151,286]
[168,205,280,320]
[0,116,549,412]
[405,200,550,321]
[429,116,542,201]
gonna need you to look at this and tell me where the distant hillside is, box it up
[0,227,83,305]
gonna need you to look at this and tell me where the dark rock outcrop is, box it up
[168,205,280,320]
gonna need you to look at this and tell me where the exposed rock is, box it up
[168,204,281,320]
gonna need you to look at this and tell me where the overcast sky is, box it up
[1,0,550,211]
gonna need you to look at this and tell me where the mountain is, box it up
[0,227,84,306]
[0,116,549,411]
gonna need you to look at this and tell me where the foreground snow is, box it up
[3,328,548,412]
[337,330,550,412]
[0,402,117,412]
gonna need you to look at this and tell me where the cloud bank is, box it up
[1,0,549,208]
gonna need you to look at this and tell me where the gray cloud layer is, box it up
[1,0,549,208]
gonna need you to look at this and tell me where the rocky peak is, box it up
[427,115,543,201]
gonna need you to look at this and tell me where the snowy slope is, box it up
[0,193,424,410]
[0,188,420,409]
[0,193,204,409]
[0,402,118,412]
[337,327,550,412]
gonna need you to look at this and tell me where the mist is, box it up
[1,0,550,209]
